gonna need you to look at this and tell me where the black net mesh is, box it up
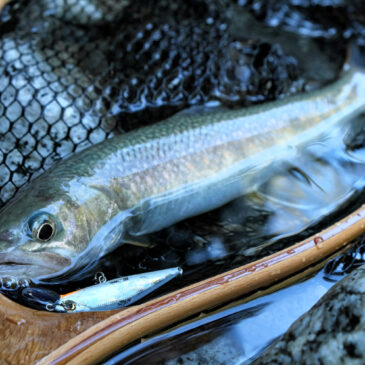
[0,0,306,208]
[241,0,365,42]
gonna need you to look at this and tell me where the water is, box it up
[110,276,332,364]
[104,238,365,364]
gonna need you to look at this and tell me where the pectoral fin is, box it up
[122,232,155,248]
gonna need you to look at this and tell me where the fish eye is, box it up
[28,213,57,242]
[37,222,55,241]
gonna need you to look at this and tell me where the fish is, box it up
[0,65,365,284]
[21,267,182,312]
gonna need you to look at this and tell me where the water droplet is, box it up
[18,278,31,288]
[2,276,18,290]
[5,315,26,326]
[314,236,324,246]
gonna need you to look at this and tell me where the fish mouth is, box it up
[0,250,71,280]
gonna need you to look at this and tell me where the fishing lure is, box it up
[21,267,182,312]
[55,267,182,312]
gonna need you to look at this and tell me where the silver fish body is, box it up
[0,68,365,282]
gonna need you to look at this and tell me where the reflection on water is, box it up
[104,239,365,364]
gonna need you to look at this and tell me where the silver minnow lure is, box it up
[54,267,182,312]
[0,66,365,282]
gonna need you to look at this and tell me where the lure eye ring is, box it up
[28,213,57,242]
[62,300,76,312]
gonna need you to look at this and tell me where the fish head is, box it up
[0,180,95,283]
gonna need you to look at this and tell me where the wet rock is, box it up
[252,264,365,365]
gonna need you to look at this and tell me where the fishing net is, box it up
[241,0,365,43]
[0,0,307,208]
